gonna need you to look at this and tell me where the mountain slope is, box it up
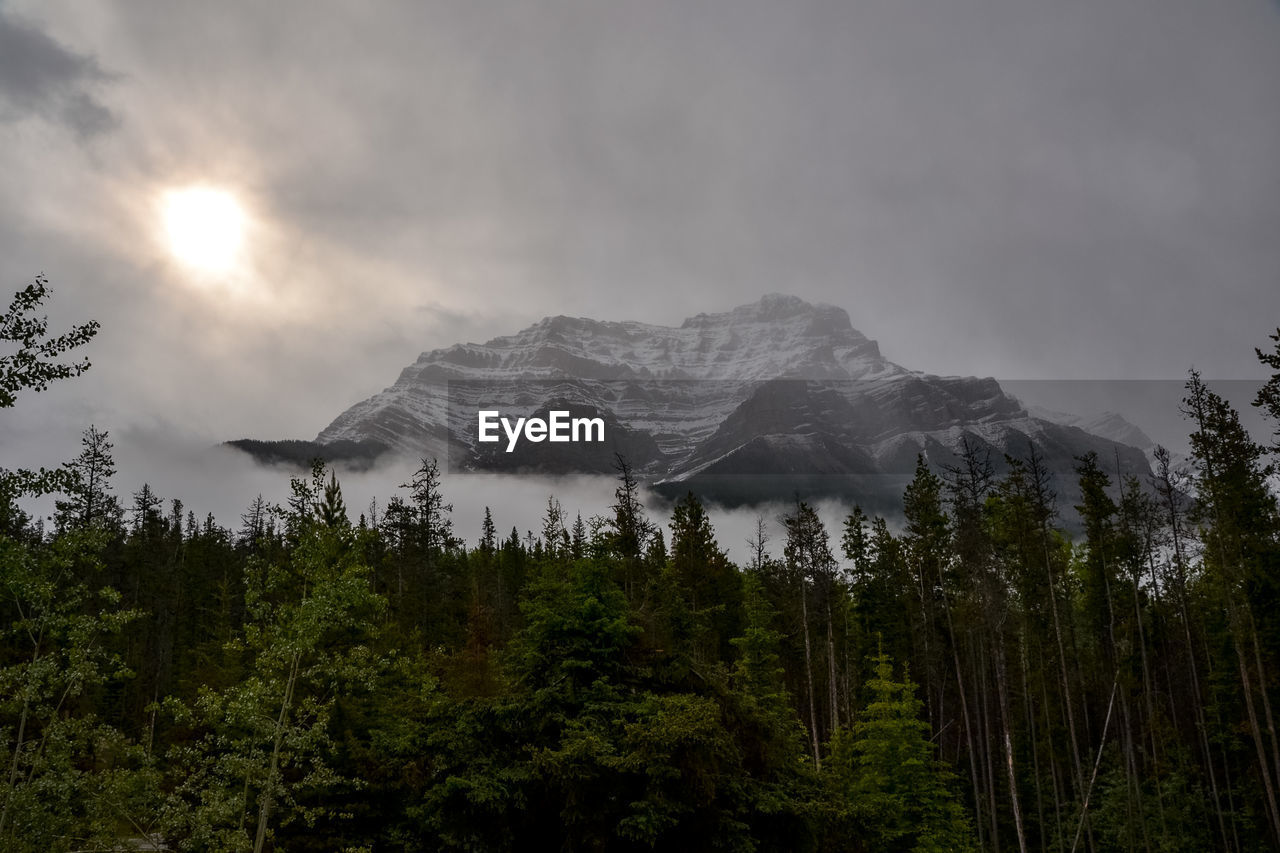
[307,294,1150,506]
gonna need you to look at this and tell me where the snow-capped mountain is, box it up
[317,295,895,460]
[303,294,1151,507]
[1026,406,1155,453]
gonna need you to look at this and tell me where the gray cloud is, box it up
[0,9,115,137]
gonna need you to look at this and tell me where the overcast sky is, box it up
[2,0,1278,492]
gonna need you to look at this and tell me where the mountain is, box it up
[316,295,895,461]
[283,294,1152,510]
[1026,406,1155,453]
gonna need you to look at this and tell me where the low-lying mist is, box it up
[13,427,862,563]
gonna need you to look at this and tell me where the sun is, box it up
[162,186,245,272]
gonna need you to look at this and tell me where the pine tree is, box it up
[901,455,948,726]
[480,506,497,554]
[783,500,837,763]
[1255,327,1280,454]
[571,512,587,560]
[841,506,870,587]
[130,484,164,535]
[669,491,741,663]
[314,470,348,530]
[404,457,455,554]
[540,496,566,561]
[1075,451,1120,660]
[828,651,977,852]
[610,454,654,601]
[1183,369,1280,842]
[53,425,120,532]
[238,494,269,551]
[901,455,987,842]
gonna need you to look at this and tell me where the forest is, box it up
[5,278,1280,852]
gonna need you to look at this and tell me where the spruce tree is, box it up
[828,651,977,853]
[669,491,741,662]
[783,500,838,762]
[53,425,120,532]
[314,470,348,530]
[1255,327,1280,453]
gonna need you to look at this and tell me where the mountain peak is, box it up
[682,294,853,330]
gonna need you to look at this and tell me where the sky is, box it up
[1,0,1279,533]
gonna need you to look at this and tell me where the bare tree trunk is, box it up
[1043,537,1088,810]
[940,570,986,846]
[826,602,839,734]
[1219,731,1243,853]
[1022,637,1047,853]
[979,642,1001,853]
[842,602,854,728]
[1072,677,1120,853]
[917,567,935,728]
[1246,608,1280,795]
[1233,620,1280,843]
[1160,456,1231,850]
[994,638,1029,853]
[0,626,44,841]
[1118,692,1152,853]
[1028,450,1091,839]
[254,652,300,853]
[1099,554,1149,851]
[1187,612,1231,851]
[1130,559,1166,838]
[1042,662,1067,853]
[800,580,820,768]
[0,698,29,840]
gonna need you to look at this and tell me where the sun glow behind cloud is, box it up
[161,186,245,273]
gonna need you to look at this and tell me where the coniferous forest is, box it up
[6,281,1280,851]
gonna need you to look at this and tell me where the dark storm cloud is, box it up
[0,8,115,137]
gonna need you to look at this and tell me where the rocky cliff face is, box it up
[313,294,1150,506]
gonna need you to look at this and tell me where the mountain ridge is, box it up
[236,295,1153,508]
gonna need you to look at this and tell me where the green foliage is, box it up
[1090,746,1215,853]
[315,470,348,530]
[1184,370,1278,586]
[1255,327,1280,454]
[731,572,788,709]
[668,491,742,665]
[404,554,813,852]
[9,327,1280,850]
[827,652,976,853]
[609,455,656,601]
[0,275,99,409]
[0,527,149,851]
[1074,450,1119,651]
[160,515,386,851]
[509,558,639,702]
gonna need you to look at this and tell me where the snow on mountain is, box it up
[1027,406,1155,451]
[317,294,897,459]
[308,294,1152,506]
